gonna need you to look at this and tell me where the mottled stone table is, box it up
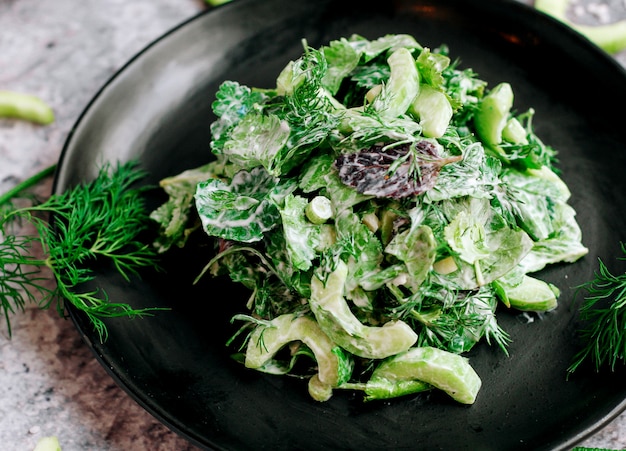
[1,1,625,450]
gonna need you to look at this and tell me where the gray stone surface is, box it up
[0,1,625,450]
[1,1,206,450]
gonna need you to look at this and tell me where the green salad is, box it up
[150,34,588,404]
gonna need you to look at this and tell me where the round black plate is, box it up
[54,0,626,450]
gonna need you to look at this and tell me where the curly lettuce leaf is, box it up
[150,163,222,253]
[519,202,589,274]
[350,34,422,63]
[210,80,270,154]
[501,165,570,241]
[264,229,313,299]
[416,47,450,89]
[332,209,383,302]
[440,197,533,289]
[385,218,437,292]
[195,167,289,243]
[426,141,496,202]
[322,38,361,95]
[299,153,372,213]
[222,112,290,175]
[277,194,321,271]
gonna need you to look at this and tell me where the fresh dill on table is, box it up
[0,160,163,341]
[568,243,626,375]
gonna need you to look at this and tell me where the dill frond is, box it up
[568,243,626,374]
[0,161,164,341]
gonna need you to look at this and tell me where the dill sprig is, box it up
[0,161,164,341]
[568,243,626,374]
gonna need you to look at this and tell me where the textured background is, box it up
[1,1,625,450]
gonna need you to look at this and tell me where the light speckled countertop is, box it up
[1,1,626,450]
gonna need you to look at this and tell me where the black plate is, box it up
[54,0,626,449]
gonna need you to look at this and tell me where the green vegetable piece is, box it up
[362,376,431,401]
[33,436,62,451]
[149,163,217,253]
[357,34,422,63]
[0,90,55,125]
[379,202,400,246]
[408,84,453,138]
[527,165,571,200]
[495,274,559,312]
[474,82,513,154]
[276,60,302,97]
[210,80,269,154]
[433,256,458,275]
[305,196,333,224]
[315,224,337,252]
[535,0,626,54]
[308,373,334,402]
[278,194,321,271]
[194,167,283,243]
[245,313,352,401]
[385,223,437,292]
[366,346,481,404]
[299,153,371,213]
[310,260,418,359]
[372,47,420,119]
[322,38,361,95]
[222,112,290,176]
[361,356,432,400]
[518,201,588,274]
[442,197,533,289]
[415,47,450,89]
[502,117,528,145]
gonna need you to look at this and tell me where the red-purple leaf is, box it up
[334,141,462,199]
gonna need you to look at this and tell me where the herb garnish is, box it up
[0,161,163,341]
[568,243,626,374]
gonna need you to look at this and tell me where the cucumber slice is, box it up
[310,260,418,359]
[245,313,351,390]
[474,82,513,153]
[409,84,453,138]
[305,196,333,224]
[496,274,559,312]
[372,47,420,118]
[502,117,528,145]
[366,346,482,404]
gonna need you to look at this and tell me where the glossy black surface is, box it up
[54,0,626,449]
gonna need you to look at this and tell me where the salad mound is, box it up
[150,34,588,404]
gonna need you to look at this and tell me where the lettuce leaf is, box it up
[195,167,291,243]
